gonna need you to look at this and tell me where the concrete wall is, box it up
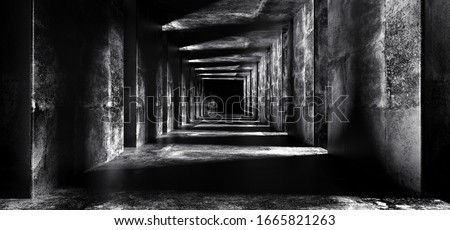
[251,64,259,118]
[166,41,181,131]
[258,54,268,124]
[32,0,125,195]
[328,0,422,194]
[423,0,450,200]
[0,0,32,198]
[287,1,315,145]
[268,31,284,131]
[314,0,328,148]
[136,0,164,141]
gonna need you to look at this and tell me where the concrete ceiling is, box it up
[154,0,306,78]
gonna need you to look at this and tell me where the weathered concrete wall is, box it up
[258,54,268,124]
[189,69,196,122]
[248,68,252,116]
[423,0,450,200]
[287,2,314,145]
[314,0,328,148]
[251,64,258,118]
[268,31,284,131]
[0,0,32,198]
[265,50,272,125]
[281,23,293,130]
[136,0,164,142]
[124,0,138,147]
[180,58,190,125]
[32,0,125,195]
[328,0,422,194]
[166,42,181,131]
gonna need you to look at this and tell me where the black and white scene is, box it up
[1,0,450,211]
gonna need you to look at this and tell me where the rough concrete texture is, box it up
[180,59,190,124]
[2,121,450,209]
[166,42,181,131]
[136,0,165,142]
[83,9,124,170]
[328,0,422,194]
[1,190,449,210]
[423,0,450,200]
[313,0,328,148]
[257,54,268,124]
[93,144,326,171]
[287,1,314,146]
[0,0,32,198]
[268,31,283,131]
[163,0,305,31]
[32,0,125,195]
[123,0,138,148]
[251,64,258,117]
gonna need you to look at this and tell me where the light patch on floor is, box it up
[90,143,327,170]
[1,189,449,210]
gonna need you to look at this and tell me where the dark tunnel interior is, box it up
[0,0,450,210]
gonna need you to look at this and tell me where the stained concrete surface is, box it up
[327,0,422,194]
[1,189,449,210]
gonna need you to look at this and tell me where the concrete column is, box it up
[282,22,293,131]
[137,0,163,142]
[287,1,314,145]
[32,0,126,195]
[258,54,268,124]
[161,33,168,134]
[251,64,258,119]
[313,0,328,148]
[189,69,196,123]
[328,0,422,194]
[268,30,284,131]
[124,0,138,147]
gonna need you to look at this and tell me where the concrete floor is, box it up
[1,123,449,210]
[1,189,449,210]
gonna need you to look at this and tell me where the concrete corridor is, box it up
[1,0,450,210]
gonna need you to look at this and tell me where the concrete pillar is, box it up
[287,1,314,145]
[258,54,268,124]
[251,64,259,119]
[281,22,293,131]
[137,0,163,142]
[328,0,422,194]
[32,0,125,195]
[189,69,196,123]
[161,33,168,134]
[124,0,138,147]
[313,0,328,148]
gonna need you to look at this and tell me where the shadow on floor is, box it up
[81,154,402,197]
[156,135,302,147]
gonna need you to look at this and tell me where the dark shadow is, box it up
[156,135,301,147]
[80,154,403,197]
